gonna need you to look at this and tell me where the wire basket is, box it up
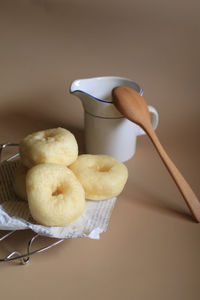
[0,143,64,265]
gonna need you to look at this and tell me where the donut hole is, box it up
[98,166,111,172]
[45,132,55,139]
[51,182,71,199]
[33,132,56,143]
[44,132,56,142]
[89,163,112,173]
[52,186,63,197]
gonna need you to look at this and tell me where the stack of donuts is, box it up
[13,127,128,227]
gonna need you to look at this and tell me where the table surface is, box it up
[0,1,200,300]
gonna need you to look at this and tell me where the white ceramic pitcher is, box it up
[70,76,159,162]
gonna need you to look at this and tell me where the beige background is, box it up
[0,1,200,299]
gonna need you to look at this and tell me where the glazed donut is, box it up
[26,163,86,227]
[19,127,78,168]
[69,154,128,200]
[13,162,28,201]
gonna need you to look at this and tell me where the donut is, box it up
[26,163,86,227]
[19,127,78,168]
[13,162,28,201]
[69,154,128,200]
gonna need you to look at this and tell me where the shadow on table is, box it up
[124,183,193,222]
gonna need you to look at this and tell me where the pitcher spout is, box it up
[70,79,81,94]
[70,78,96,102]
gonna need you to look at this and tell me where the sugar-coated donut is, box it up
[13,162,28,201]
[69,154,128,200]
[26,163,86,227]
[20,127,78,168]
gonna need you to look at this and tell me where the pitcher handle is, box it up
[138,105,159,136]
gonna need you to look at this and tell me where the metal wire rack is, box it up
[0,142,65,265]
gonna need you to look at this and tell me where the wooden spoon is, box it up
[112,86,200,222]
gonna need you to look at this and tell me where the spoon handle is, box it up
[145,125,200,222]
